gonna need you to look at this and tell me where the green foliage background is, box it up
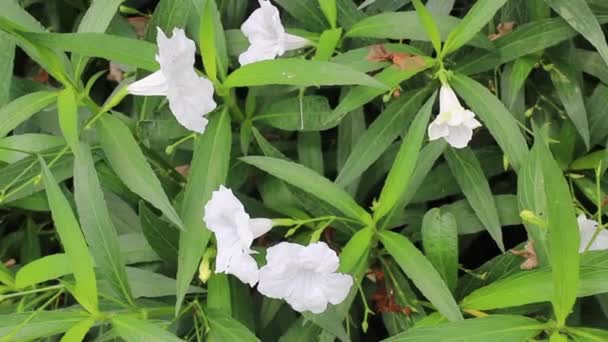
[0,0,608,340]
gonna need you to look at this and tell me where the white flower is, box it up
[128,27,216,134]
[203,185,273,286]
[578,214,608,252]
[428,84,482,149]
[258,242,353,314]
[239,0,310,66]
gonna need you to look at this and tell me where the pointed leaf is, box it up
[97,114,184,230]
[379,230,462,322]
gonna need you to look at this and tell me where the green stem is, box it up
[0,284,65,301]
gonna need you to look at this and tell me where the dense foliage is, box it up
[1,0,608,340]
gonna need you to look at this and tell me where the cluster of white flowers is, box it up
[204,186,353,314]
[128,0,309,135]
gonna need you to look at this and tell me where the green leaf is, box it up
[224,59,388,89]
[0,91,57,138]
[112,315,184,342]
[383,315,544,342]
[335,88,430,188]
[59,317,95,342]
[255,95,336,131]
[15,253,70,289]
[442,0,508,55]
[517,141,550,266]
[125,266,203,299]
[339,226,374,274]
[535,134,580,325]
[0,31,15,107]
[139,202,179,264]
[313,28,342,61]
[502,57,537,112]
[190,0,229,79]
[444,147,504,251]
[455,18,598,75]
[73,143,133,306]
[440,194,521,235]
[450,74,528,173]
[21,32,158,71]
[374,93,435,221]
[199,0,219,83]
[175,110,231,313]
[569,327,608,342]
[72,0,125,77]
[587,84,608,147]
[379,230,462,322]
[318,0,337,28]
[298,132,324,174]
[421,208,458,292]
[0,311,88,341]
[549,61,590,149]
[40,158,98,313]
[241,156,372,224]
[274,0,326,31]
[0,134,64,163]
[207,308,260,342]
[546,0,608,67]
[345,12,492,50]
[207,274,232,313]
[460,251,608,311]
[331,63,431,119]
[412,0,442,54]
[57,88,79,155]
[0,0,45,32]
[97,113,184,230]
[0,147,77,204]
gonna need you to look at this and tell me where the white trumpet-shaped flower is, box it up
[239,0,310,66]
[428,85,482,148]
[128,27,216,134]
[203,185,273,286]
[258,242,353,314]
[578,214,608,252]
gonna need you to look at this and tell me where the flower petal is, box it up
[239,43,281,66]
[156,27,196,74]
[227,252,259,286]
[250,218,273,238]
[283,33,310,51]
[444,125,473,149]
[320,273,353,305]
[428,120,449,141]
[127,70,168,96]
[300,242,340,274]
[577,214,608,252]
[166,75,216,133]
[439,85,462,114]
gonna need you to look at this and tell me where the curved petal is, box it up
[300,242,339,274]
[464,115,482,129]
[250,218,273,238]
[156,27,196,75]
[286,279,328,313]
[128,71,168,96]
[444,125,473,149]
[166,74,216,133]
[320,273,353,305]
[238,42,281,65]
[283,33,310,51]
[428,120,449,141]
[227,252,259,286]
[204,186,247,235]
